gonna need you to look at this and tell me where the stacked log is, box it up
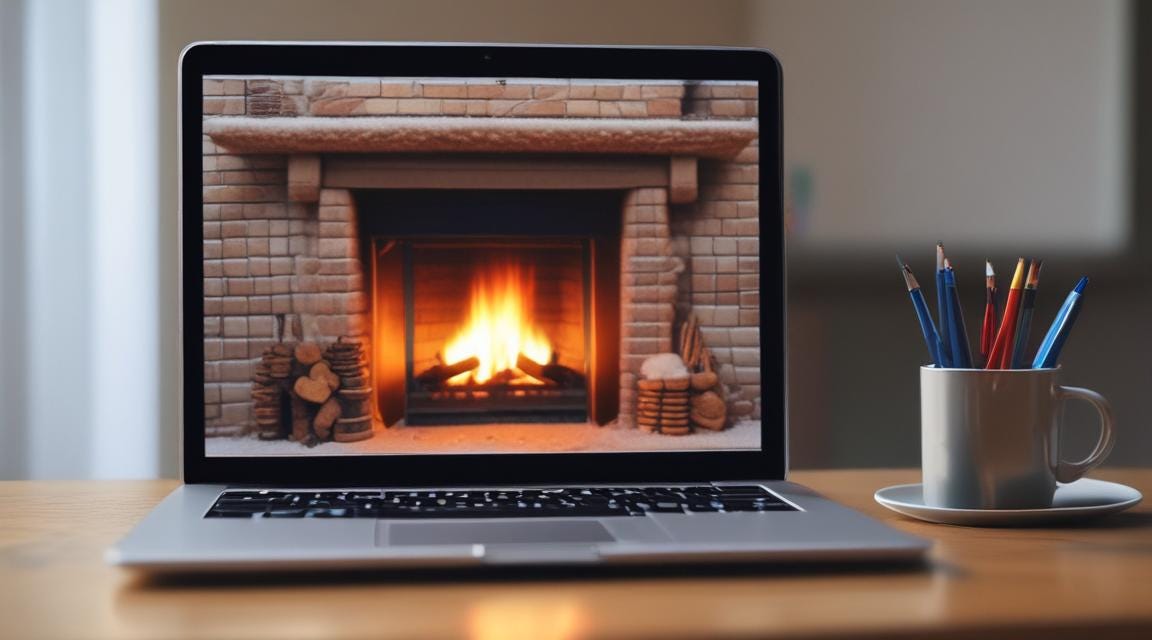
[636,376,692,435]
[252,344,292,440]
[325,338,374,442]
[248,335,374,445]
[678,316,729,431]
[635,353,692,435]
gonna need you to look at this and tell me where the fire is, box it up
[442,259,552,385]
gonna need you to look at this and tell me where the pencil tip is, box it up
[985,260,994,277]
[936,243,945,270]
[901,268,918,291]
[1025,259,1042,287]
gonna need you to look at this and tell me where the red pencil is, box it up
[980,260,997,365]
[985,258,1027,369]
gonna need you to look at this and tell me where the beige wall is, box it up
[752,0,1129,253]
[158,0,758,474]
[158,1,1147,473]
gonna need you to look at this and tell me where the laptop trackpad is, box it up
[384,521,616,546]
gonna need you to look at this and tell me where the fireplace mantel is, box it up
[202,116,758,159]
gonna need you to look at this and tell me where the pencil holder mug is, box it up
[920,366,1115,510]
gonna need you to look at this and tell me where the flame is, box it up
[442,259,552,385]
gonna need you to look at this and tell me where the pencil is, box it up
[980,260,997,366]
[935,243,952,367]
[1032,276,1089,369]
[943,260,973,368]
[898,256,945,367]
[985,258,1027,369]
[1009,259,1042,369]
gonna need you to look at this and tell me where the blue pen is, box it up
[1031,276,1088,369]
[899,256,945,367]
[943,264,973,368]
[935,243,952,367]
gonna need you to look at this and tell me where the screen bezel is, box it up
[181,42,785,485]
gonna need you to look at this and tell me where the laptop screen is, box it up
[200,73,762,458]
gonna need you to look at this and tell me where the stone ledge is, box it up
[203,116,757,159]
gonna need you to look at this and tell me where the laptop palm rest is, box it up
[385,521,617,546]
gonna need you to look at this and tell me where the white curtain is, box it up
[0,0,159,479]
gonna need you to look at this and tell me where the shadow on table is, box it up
[127,556,935,590]
[1052,511,1152,530]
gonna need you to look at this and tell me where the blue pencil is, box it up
[935,243,952,367]
[899,256,945,367]
[1032,276,1088,369]
[943,263,973,368]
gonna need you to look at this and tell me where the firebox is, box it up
[358,190,622,428]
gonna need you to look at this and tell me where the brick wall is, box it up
[204,77,686,119]
[202,77,760,434]
[673,144,762,419]
[618,187,680,429]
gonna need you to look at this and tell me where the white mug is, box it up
[920,366,1115,510]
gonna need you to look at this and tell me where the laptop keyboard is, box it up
[205,485,797,519]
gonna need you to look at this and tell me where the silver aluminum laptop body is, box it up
[109,42,928,571]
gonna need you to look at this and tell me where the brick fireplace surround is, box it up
[202,77,761,438]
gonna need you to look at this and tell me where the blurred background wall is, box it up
[0,0,1145,478]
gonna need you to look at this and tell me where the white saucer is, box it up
[874,479,1142,527]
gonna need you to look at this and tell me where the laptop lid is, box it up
[179,42,783,486]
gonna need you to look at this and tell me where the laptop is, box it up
[109,42,928,571]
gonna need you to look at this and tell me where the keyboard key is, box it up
[716,485,771,496]
[265,509,306,518]
[206,510,259,518]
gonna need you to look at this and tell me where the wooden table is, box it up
[1,469,1149,639]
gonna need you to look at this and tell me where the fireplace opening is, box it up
[404,240,589,424]
[358,190,622,428]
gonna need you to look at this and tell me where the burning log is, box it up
[515,352,547,381]
[515,353,585,388]
[415,356,480,389]
[485,369,519,386]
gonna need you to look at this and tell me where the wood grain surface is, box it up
[1,469,1149,639]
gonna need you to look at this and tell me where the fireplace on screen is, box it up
[361,190,621,427]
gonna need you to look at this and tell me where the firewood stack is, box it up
[289,342,338,446]
[678,315,729,431]
[252,344,293,440]
[636,373,692,435]
[249,335,374,446]
[324,338,374,443]
[636,353,696,435]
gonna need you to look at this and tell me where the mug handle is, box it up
[1053,386,1116,484]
